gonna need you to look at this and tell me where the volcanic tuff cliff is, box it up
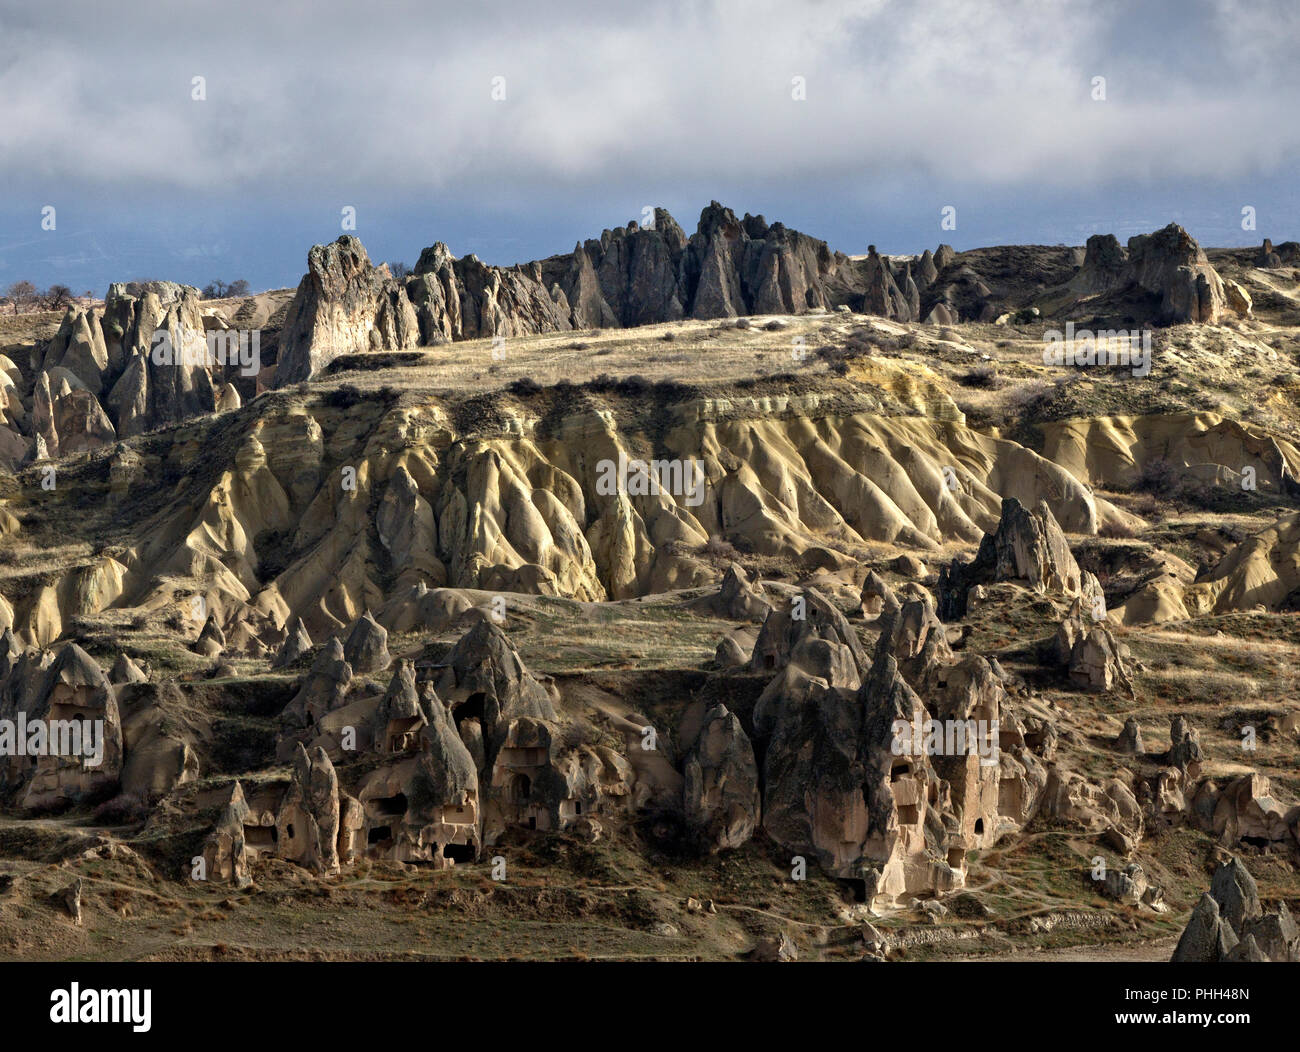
[0,203,1256,473]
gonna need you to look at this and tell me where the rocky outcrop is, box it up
[939,498,1091,620]
[8,644,125,810]
[1040,769,1143,850]
[1116,717,1143,754]
[1127,225,1231,324]
[342,611,389,675]
[358,681,481,865]
[756,625,1033,909]
[277,236,419,383]
[273,203,886,383]
[1172,857,1298,962]
[433,621,556,755]
[1189,771,1300,850]
[682,702,760,853]
[271,617,313,669]
[1168,715,1204,775]
[276,743,342,874]
[32,369,116,458]
[192,614,226,657]
[103,281,219,438]
[749,589,868,681]
[1053,599,1134,694]
[371,659,423,755]
[1073,224,1243,324]
[200,781,252,887]
[0,279,269,465]
[1258,238,1300,268]
[280,638,353,728]
[692,564,771,621]
[859,571,900,621]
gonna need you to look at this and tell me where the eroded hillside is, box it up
[2,212,1300,962]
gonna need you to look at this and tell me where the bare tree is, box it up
[388,261,411,280]
[202,279,250,299]
[43,284,73,311]
[4,280,37,315]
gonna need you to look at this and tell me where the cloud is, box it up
[2,0,1296,199]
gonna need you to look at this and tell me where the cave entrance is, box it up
[372,793,408,818]
[455,692,486,732]
[441,842,476,863]
[838,878,867,904]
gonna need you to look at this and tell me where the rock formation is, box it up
[8,644,125,810]
[939,498,1092,620]
[276,744,342,874]
[342,611,389,675]
[1172,857,1299,962]
[1073,224,1245,324]
[682,703,760,853]
[271,617,313,669]
[277,237,419,383]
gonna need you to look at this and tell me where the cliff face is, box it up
[0,382,1124,648]
[0,212,1254,472]
[276,202,870,383]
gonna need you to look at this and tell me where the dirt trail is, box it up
[950,935,1178,962]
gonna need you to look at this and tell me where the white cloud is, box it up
[0,0,1295,200]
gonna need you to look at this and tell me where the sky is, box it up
[1,0,1297,295]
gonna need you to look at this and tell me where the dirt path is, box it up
[949,935,1178,962]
